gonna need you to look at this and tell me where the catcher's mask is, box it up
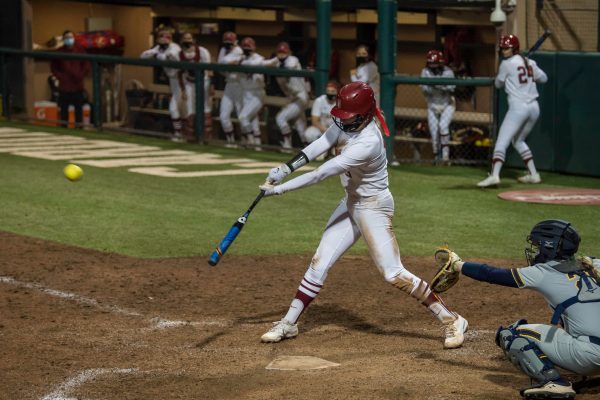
[525,219,581,265]
[330,82,375,133]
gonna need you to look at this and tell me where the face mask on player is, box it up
[182,41,193,49]
[64,37,75,47]
[356,56,368,66]
[326,94,336,102]
[223,43,233,50]
[243,49,252,56]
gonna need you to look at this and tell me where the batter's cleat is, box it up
[443,314,468,349]
[171,133,185,143]
[261,319,298,343]
[520,381,576,399]
[518,173,542,184]
[477,174,500,188]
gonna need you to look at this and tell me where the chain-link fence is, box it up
[391,77,495,165]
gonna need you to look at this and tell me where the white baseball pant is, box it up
[168,77,183,120]
[493,100,540,164]
[239,90,264,135]
[219,82,260,135]
[427,103,455,157]
[181,78,211,117]
[276,97,308,140]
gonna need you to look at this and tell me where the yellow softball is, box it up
[63,164,83,182]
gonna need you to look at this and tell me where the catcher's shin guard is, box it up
[496,323,562,385]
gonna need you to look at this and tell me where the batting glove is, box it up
[267,164,291,185]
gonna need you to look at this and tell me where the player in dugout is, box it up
[437,220,600,399]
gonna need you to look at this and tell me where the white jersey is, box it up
[351,61,380,102]
[271,56,309,100]
[140,42,181,80]
[218,46,243,83]
[239,52,266,91]
[311,94,335,128]
[420,66,455,107]
[278,120,388,198]
[179,46,211,82]
[496,55,548,104]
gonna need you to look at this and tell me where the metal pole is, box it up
[92,61,102,129]
[0,53,8,118]
[315,0,331,96]
[195,68,204,143]
[377,0,397,161]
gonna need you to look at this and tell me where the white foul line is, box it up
[0,276,229,329]
[40,368,139,400]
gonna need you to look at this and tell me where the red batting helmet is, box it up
[499,34,520,52]
[330,82,376,132]
[240,37,256,51]
[222,31,237,44]
[276,41,290,55]
[426,50,445,65]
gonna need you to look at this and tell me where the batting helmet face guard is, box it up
[499,34,520,52]
[426,50,445,65]
[240,37,256,51]
[222,31,237,44]
[330,82,376,133]
[525,220,581,265]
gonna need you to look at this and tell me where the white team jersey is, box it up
[311,94,335,128]
[180,46,211,82]
[351,61,380,102]
[239,52,266,90]
[306,121,388,198]
[496,55,548,104]
[218,46,243,82]
[272,56,309,100]
[420,66,455,107]
[140,42,181,80]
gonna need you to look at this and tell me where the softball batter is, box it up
[442,220,600,399]
[258,82,468,348]
[478,34,548,188]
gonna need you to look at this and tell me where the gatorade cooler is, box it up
[34,101,59,126]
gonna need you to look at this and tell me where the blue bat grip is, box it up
[208,218,245,266]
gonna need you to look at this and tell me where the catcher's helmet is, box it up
[525,219,581,265]
[240,37,256,51]
[276,41,290,55]
[426,50,445,65]
[222,31,237,44]
[499,34,520,52]
[330,82,375,132]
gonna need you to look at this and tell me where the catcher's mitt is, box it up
[431,247,461,293]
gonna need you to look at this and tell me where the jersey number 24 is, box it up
[517,65,534,84]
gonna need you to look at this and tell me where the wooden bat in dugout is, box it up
[208,190,265,266]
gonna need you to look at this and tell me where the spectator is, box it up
[50,30,89,128]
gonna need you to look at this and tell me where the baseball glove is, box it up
[431,246,462,293]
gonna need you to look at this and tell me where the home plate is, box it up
[265,356,340,370]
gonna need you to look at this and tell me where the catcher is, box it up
[432,220,600,399]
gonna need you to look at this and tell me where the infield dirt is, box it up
[1,232,597,400]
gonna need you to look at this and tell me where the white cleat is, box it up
[521,381,575,399]
[477,175,500,188]
[261,319,299,343]
[171,133,185,143]
[443,314,468,349]
[518,173,542,184]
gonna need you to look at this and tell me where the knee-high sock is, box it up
[283,274,322,323]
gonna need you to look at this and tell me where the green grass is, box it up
[1,121,599,260]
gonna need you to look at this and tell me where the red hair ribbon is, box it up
[375,107,390,137]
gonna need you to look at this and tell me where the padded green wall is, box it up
[501,52,600,177]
